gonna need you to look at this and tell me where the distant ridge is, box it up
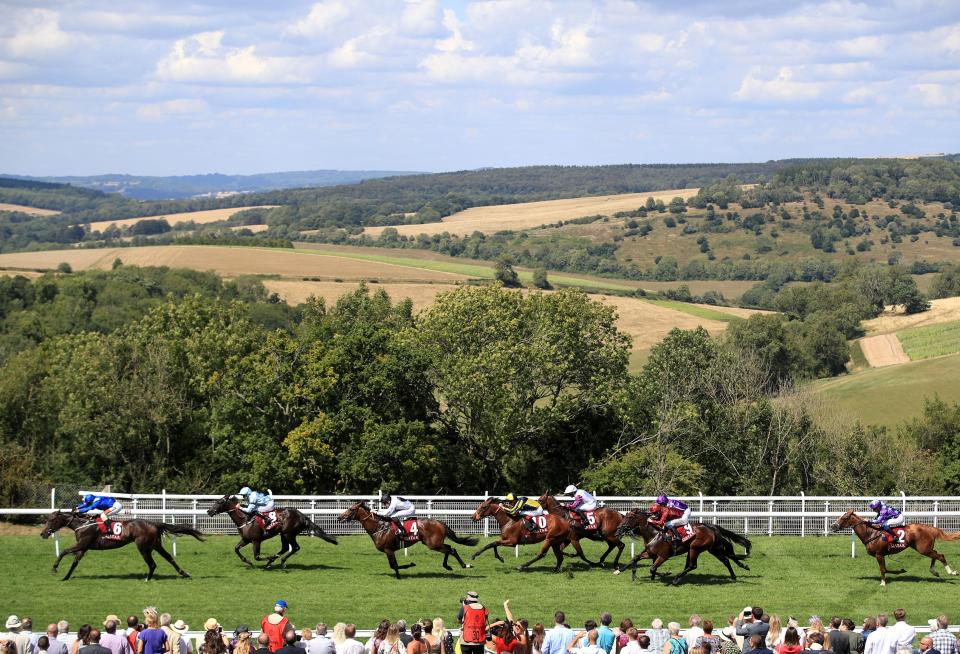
[2,169,424,200]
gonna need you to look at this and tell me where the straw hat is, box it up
[173,621,189,634]
[204,618,221,631]
[103,615,121,627]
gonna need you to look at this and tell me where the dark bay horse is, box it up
[338,501,477,578]
[470,497,595,572]
[613,509,751,585]
[538,492,626,568]
[206,495,337,569]
[40,510,204,580]
[831,508,960,586]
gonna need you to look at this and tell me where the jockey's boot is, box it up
[392,517,407,541]
[669,527,680,544]
[575,509,587,525]
[95,515,108,534]
[524,517,538,532]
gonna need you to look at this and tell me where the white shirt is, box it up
[570,646,605,654]
[864,627,887,654]
[337,639,365,654]
[57,635,77,650]
[383,496,413,515]
[885,622,915,654]
[621,643,642,654]
[307,637,336,654]
[686,629,704,651]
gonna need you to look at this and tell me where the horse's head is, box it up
[206,494,238,516]
[614,508,648,537]
[537,491,554,507]
[338,501,367,523]
[41,510,71,539]
[472,497,498,521]
[830,509,858,532]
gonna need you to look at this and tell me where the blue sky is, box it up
[1,0,958,175]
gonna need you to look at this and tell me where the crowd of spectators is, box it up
[2,598,958,654]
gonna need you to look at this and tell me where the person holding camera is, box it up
[459,593,488,654]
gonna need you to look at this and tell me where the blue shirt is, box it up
[76,495,116,513]
[542,626,574,654]
[596,627,615,654]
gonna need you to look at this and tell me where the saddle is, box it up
[391,519,422,543]
[881,528,908,552]
[95,517,125,540]
[254,510,282,531]
[570,509,600,531]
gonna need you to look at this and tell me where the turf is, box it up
[897,320,960,360]
[644,300,738,322]
[4,534,958,630]
[813,353,960,427]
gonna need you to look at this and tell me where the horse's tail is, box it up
[303,517,338,545]
[157,523,205,541]
[936,529,960,541]
[444,523,479,546]
[711,524,752,556]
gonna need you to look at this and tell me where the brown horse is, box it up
[538,492,626,568]
[470,497,595,572]
[613,509,751,585]
[206,495,337,569]
[40,510,204,581]
[831,509,960,586]
[338,501,477,578]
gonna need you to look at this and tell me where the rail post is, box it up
[901,491,907,514]
[699,492,703,513]
[51,487,60,557]
[824,501,829,535]
[192,499,197,529]
[851,530,856,558]
[484,491,489,538]
[311,500,316,536]
[800,491,805,537]
[934,500,939,528]
[768,498,773,537]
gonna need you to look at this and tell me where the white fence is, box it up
[6,490,960,537]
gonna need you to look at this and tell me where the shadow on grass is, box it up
[382,571,475,579]
[67,572,212,581]
[264,563,345,571]
[854,574,954,583]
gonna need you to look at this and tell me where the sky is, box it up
[0,0,959,176]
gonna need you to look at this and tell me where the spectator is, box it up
[716,629,739,654]
[298,629,312,652]
[567,631,603,654]
[397,624,412,650]
[79,632,110,654]
[738,611,769,641]
[803,633,829,654]
[696,622,719,654]
[663,623,687,654]
[126,620,143,654]
[305,626,333,654]
[276,632,301,654]
[6,616,33,654]
[543,614,575,654]
[885,610,914,654]
[460,595,489,654]
[863,617,888,654]
[578,624,599,650]
[620,631,641,654]
[44,627,67,654]
[767,620,781,649]
[616,622,634,654]
[931,617,956,654]
[827,620,848,654]
[648,622,669,654]
[419,621,440,654]
[743,636,771,654]
[919,639,940,654]
[434,622,453,654]
[100,620,131,654]
[233,628,252,654]
[37,638,50,654]
[56,624,75,653]
[407,624,427,654]
[377,627,403,654]
[262,603,291,654]
[23,621,37,649]
[366,622,390,654]
[597,616,615,654]
[688,618,704,653]
[775,630,801,654]
[336,627,362,654]
[858,621,875,654]
[173,625,190,654]
[530,627,547,654]
[253,636,271,654]
[136,610,167,654]
[841,622,857,654]
[159,618,181,654]
[74,628,93,654]
[331,627,346,649]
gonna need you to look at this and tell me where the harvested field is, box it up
[863,297,960,335]
[0,246,470,282]
[897,320,960,361]
[0,269,44,278]
[85,206,278,232]
[231,224,269,233]
[363,188,700,237]
[859,333,909,367]
[264,280,459,311]
[0,202,60,216]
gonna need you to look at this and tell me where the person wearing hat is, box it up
[561,485,597,527]
[171,624,190,654]
[717,628,740,654]
[230,626,251,654]
[6,616,34,654]
[458,593,488,654]
[99,618,130,654]
[159,616,182,654]
[262,603,291,653]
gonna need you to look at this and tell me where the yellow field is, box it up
[862,297,960,335]
[85,206,278,232]
[0,246,470,282]
[0,203,60,216]
[363,188,700,237]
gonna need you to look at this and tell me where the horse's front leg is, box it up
[234,539,254,567]
[671,548,700,585]
[52,543,81,574]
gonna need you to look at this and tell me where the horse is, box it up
[40,510,204,581]
[470,497,595,572]
[537,492,626,568]
[830,508,960,586]
[337,501,477,578]
[612,509,751,585]
[206,495,337,569]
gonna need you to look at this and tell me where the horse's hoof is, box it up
[517,566,527,572]
[671,578,682,586]
[465,564,472,569]
[410,562,416,568]
[880,580,886,586]
[612,569,621,576]
[444,565,453,571]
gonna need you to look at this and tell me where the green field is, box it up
[814,354,960,427]
[4,534,958,630]
[898,320,960,361]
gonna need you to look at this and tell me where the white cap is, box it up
[564,485,577,495]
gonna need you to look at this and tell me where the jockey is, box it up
[867,499,905,541]
[75,493,123,530]
[238,486,278,530]
[502,493,545,531]
[649,494,691,543]
[377,492,416,540]
[562,484,597,524]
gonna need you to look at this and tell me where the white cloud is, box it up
[400,0,441,36]
[329,34,381,68]
[734,67,823,102]
[155,31,308,84]
[4,9,83,60]
[435,9,474,53]
[515,19,594,68]
[287,1,350,37]
[137,98,209,121]
[910,82,956,107]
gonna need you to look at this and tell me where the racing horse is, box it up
[831,508,960,586]
[338,501,477,578]
[40,510,204,581]
[470,497,596,572]
[206,494,337,569]
[613,509,751,585]
[538,492,627,568]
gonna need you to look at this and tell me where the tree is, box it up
[494,259,521,287]
[532,267,551,289]
[56,262,72,273]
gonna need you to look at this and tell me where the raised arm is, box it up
[504,601,515,624]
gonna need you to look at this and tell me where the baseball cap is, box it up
[466,591,479,600]
[275,600,288,610]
